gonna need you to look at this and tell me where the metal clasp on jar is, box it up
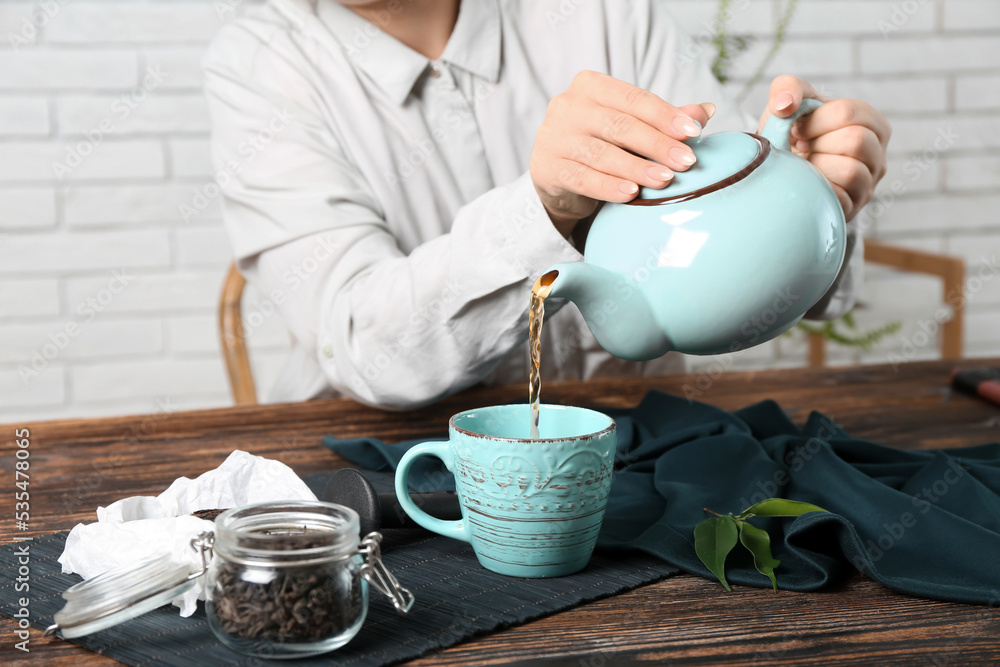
[360,533,415,615]
[189,531,215,578]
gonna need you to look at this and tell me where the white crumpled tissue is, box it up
[58,450,318,616]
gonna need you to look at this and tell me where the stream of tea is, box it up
[528,271,556,439]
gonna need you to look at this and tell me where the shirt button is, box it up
[430,64,442,78]
[321,344,334,359]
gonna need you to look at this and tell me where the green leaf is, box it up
[792,311,902,351]
[694,516,739,591]
[738,522,781,592]
[740,498,830,519]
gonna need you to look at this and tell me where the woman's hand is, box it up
[759,75,892,222]
[530,70,715,238]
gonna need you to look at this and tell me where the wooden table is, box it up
[3,359,1000,665]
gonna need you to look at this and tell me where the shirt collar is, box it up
[318,0,501,105]
[439,0,501,84]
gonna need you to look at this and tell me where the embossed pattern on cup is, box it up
[453,433,614,577]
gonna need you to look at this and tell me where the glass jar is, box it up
[204,500,412,659]
[45,500,413,656]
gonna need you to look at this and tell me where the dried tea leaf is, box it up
[740,498,828,519]
[738,521,781,592]
[694,516,739,592]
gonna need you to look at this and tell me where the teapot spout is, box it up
[543,262,672,362]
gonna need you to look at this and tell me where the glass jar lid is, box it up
[48,553,197,638]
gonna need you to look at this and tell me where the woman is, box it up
[203,0,890,408]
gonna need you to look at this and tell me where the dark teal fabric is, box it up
[323,391,1000,605]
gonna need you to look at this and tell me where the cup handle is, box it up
[760,97,824,151]
[394,441,470,543]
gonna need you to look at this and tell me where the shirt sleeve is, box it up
[626,0,863,320]
[203,32,582,410]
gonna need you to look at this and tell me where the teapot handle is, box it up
[760,97,824,151]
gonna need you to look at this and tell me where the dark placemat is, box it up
[0,472,677,666]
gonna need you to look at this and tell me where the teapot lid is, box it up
[634,130,766,203]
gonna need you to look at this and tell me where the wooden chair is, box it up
[219,262,258,405]
[807,241,966,367]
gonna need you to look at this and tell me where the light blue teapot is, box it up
[543,99,846,360]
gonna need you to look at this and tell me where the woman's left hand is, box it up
[758,75,892,222]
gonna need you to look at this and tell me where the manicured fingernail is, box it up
[645,165,673,181]
[795,139,809,152]
[700,102,717,120]
[673,114,701,138]
[618,181,639,195]
[670,146,696,166]
[775,92,795,112]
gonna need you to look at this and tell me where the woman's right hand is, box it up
[529,70,715,238]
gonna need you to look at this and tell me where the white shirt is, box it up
[203,0,861,408]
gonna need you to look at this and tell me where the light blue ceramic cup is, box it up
[394,404,616,578]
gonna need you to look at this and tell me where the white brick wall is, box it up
[0,140,166,182]
[0,49,137,88]
[0,0,269,421]
[0,97,50,135]
[2,187,57,228]
[1,0,999,422]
